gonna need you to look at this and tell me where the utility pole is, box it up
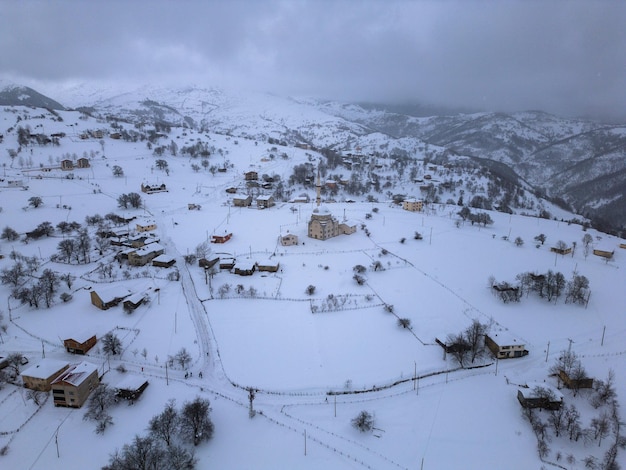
[545,341,550,362]
[601,326,606,346]
[304,429,307,456]
[165,362,169,385]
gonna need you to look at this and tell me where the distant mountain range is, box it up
[1,81,624,233]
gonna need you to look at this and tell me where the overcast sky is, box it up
[2,0,625,119]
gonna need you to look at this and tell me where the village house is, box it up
[593,244,615,259]
[21,359,70,391]
[90,286,131,310]
[76,157,90,168]
[290,195,310,203]
[280,233,298,246]
[256,194,275,209]
[403,199,424,212]
[232,194,252,207]
[128,243,165,266]
[136,220,157,232]
[244,171,258,181]
[51,361,100,408]
[550,244,572,255]
[63,333,97,355]
[141,182,167,193]
[60,159,74,170]
[484,332,529,359]
[187,203,201,210]
[517,383,563,410]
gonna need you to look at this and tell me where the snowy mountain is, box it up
[2,80,625,233]
[0,79,65,110]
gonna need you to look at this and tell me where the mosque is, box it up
[307,166,356,240]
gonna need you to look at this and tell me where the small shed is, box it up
[211,233,232,244]
[559,369,594,390]
[199,257,220,270]
[517,383,563,410]
[115,376,149,401]
[234,260,256,276]
[63,333,97,355]
[219,257,236,270]
[257,259,280,273]
[152,254,176,268]
[123,293,146,312]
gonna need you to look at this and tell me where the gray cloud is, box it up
[2,0,625,119]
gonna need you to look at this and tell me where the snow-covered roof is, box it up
[235,260,256,270]
[21,359,69,379]
[152,254,175,263]
[487,330,524,346]
[124,292,145,305]
[51,361,98,387]
[133,243,164,257]
[115,375,148,391]
[93,285,132,303]
[519,382,563,401]
[257,195,273,201]
[64,328,97,344]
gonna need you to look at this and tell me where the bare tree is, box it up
[148,399,179,447]
[179,397,214,446]
[351,410,375,433]
[1,226,19,241]
[28,196,43,208]
[84,383,117,433]
[174,348,192,370]
[397,318,412,329]
[102,332,122,356]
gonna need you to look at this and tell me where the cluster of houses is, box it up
[198,254,280,277]
[107,220,176,269]
[224,171,276,209]
[18,334,148,408]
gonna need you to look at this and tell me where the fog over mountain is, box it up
[1,0,625,121]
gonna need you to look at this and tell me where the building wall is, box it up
[52,370,99,408]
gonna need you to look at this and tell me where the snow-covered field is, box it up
[0,105,625,469]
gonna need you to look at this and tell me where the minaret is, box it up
[315,164,321,207]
